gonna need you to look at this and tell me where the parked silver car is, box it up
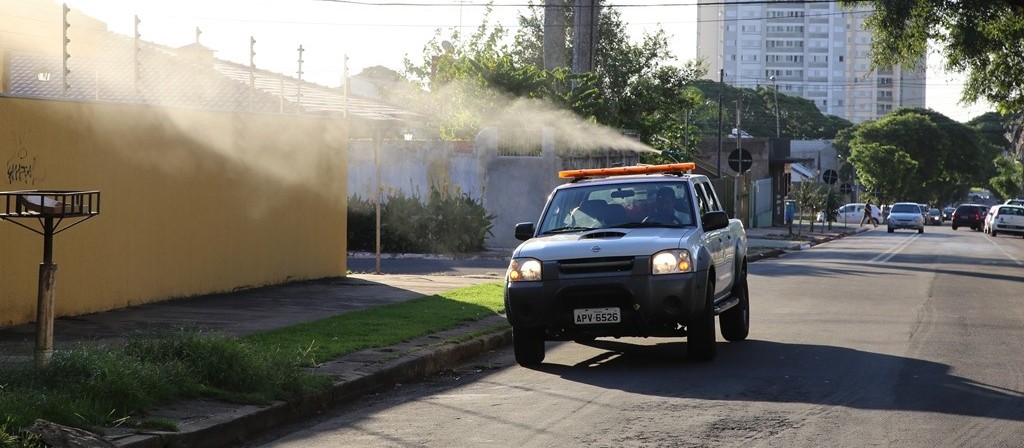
[887,202,925,233]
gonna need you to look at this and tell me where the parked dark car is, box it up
[951,204,987,231]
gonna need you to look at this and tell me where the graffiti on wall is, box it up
[6,147,44,186]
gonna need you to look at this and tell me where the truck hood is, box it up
[512,227,695,260]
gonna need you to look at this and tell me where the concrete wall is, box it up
[1,97,348,328]
[348,139,482,201]
[790,140,838,176]
[348,128,644,251]
[478,128,564,250]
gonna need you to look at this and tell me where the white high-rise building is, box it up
[696,0,925,124]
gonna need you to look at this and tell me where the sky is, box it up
[62,0,992,123]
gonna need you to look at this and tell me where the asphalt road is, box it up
[248,225,1024,447]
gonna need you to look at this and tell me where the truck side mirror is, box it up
[514,222,536,241]
[702,211,729,232]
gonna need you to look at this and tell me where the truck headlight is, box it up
[652,250,692,275]
[508,258,542,282]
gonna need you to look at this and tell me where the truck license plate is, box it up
[574,307,621,325]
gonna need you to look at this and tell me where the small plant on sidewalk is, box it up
[821,186,843,230]
[791,181,824,235]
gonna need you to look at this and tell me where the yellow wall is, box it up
[0,97,349,327]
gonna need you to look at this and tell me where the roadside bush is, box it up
[347,185,494,253]
[346,195,376,252]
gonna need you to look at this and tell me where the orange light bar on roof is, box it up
[558,163,697,179]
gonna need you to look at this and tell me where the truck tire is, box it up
[687,277,717,361]
[720,263,749,342]
[512,327,545,367]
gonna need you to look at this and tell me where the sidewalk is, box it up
[746,221,869,259]
[0,223,865,447]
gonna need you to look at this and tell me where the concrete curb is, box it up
[747,226,864,262]
[111,328,514,448]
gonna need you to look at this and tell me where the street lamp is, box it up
[769,75,780,138]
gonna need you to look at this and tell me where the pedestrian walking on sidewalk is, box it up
[861,200,878,227]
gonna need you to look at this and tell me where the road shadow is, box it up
[533,339,1024,422]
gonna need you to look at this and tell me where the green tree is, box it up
[833,126,858,184]
[845,108,999,205]
[968,112,1013,151]
[821,185,844,229]
[688,80,852,140]
[791,180,824,234]
[847,142,918,205]
[513,3,706,153]
[989,156,1024,200]
[403,2,709,152]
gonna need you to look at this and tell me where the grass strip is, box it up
[0,281,505,442]
[243,282,506,365]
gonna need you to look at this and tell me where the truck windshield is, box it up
[536,181,696,234]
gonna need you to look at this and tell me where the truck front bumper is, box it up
[504,257,709,339]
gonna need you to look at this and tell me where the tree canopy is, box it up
[398,2,851,160]
[842,108,1002,205]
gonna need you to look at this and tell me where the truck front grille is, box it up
[557,256,635,275]
[557,285,633,310]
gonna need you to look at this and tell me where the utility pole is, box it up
[770,75,780,138]
[683,109,689,148]
[543,0,568,70]
[717,69,724,179]
[572,0,599,74]
[734,94,743,220]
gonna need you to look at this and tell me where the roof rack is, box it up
[558,163,696,181]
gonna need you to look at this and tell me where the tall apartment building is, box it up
[696,0,925,124]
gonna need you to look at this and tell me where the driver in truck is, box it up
[648,187,677,222]
[645,186,689,225]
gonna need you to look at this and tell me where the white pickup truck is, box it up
[504,163,750,366]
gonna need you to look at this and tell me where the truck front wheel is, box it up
[687,278,718,361]
[720,264,750,342]
[512,327,545,367]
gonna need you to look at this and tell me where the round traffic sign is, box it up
[822,169,838,184]
[840,182,852,194]
[728,148,753,173]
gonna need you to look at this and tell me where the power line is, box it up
[316,0,859,7]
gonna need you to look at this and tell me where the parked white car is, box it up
[984,204,1024,237]
[818,203,882,225]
